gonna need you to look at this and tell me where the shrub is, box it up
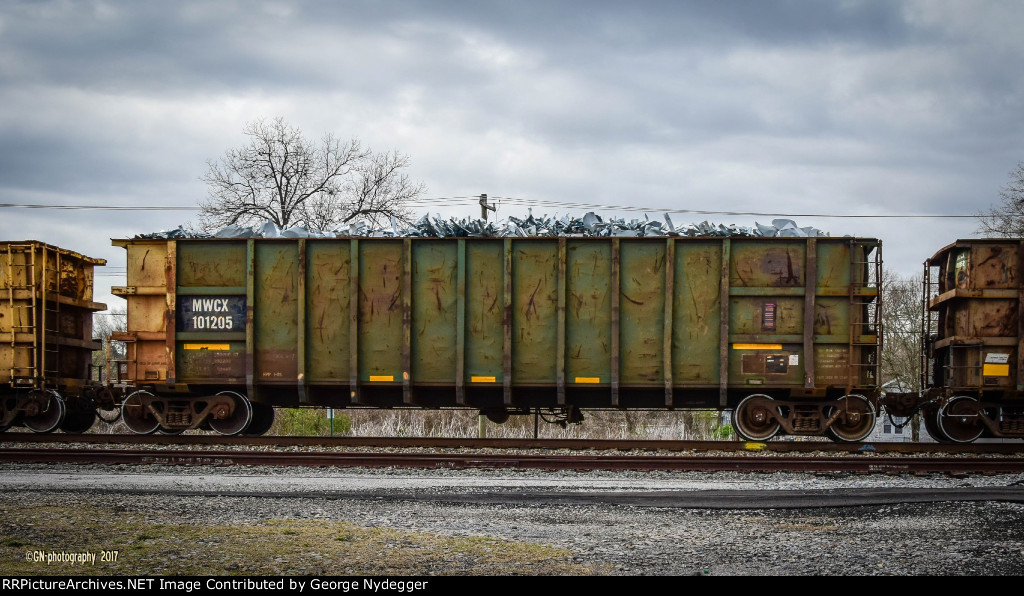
[273,408,351,436]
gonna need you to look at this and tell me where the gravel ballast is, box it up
[2,463,1024,576]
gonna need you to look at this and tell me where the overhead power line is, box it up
[0,197,978,219]
[486,197,978,219]
[0,203,196,211]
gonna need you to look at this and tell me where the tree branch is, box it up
[199,117,421,232]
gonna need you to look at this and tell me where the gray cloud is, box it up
[0,0,1020,304]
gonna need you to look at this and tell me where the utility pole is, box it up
[478,194,496,439]
[479,194,496,221]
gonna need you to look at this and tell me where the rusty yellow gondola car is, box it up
[0,241,111,433]
[912,240,1024,442]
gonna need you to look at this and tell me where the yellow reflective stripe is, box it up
[368,375,394,382]
[470,376,496,383]
[732,343,783,350]
[574,377,601,384]
[983,364,1010,377]
[182,343,231,351]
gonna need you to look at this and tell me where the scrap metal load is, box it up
[137,213,830,240]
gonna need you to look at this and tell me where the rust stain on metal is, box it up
[815,303,834,335]
[781,249,799,285]
[975,247,1014,287]
[570,292,583,319]
[486,291,498,314]
[524,278,542,320]
[432,284,443,311]
[316,310,328,342]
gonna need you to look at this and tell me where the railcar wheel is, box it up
[242,403,275,437]
[208,391,253,436]
[734,394,781,441]
[825,394,876,442]
[922,405,951,443]
[121,391,160,435]
[23,391,66,434]
[938,395,984,444]
[60,406,97,434]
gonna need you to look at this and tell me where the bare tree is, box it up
[200,117,425,232]
[301,150,424,231]
[977,161,1024,236]
[880,269,923,394]
[879,269,925,440]
[92,308,126,381]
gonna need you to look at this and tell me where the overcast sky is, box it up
[1,0,1021,309]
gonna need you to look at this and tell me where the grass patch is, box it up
[0,503,604,576]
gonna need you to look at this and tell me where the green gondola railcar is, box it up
[111,235,881,440]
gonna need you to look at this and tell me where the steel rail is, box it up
[3,432,1024,454]
[3,447,1024,474]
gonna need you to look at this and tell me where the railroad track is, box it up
[4,432,1024,454]
[4,433,1024,474]
[3,445,1024,474]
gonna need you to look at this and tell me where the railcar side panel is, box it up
[1,241,105,392]
[114,236,881,410]
[510,240,558,384]
[411,240,457,383]
[357,241,403,385]
[619,240,667,386]
[673,241,721,384]
[255,241,300,384]
[465,241,504,385]
[306,241,350,382]
[565,240,612,385]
